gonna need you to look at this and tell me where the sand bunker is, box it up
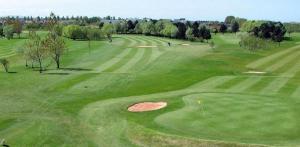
[244,71,267,74]
[137,46,157,48]
[128,102,167,112]
[181,44,190,46]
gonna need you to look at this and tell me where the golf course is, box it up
[1,29,300,146]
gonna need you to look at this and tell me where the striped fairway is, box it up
[115,48,146,73]
[227,76,263,93]
[94,48,132,72]
[264,50,300,72]
[247,45,300,69]
[292,87,300,98]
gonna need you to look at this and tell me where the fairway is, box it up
[1,32,300,147]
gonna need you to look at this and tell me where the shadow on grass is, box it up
[45,73,70,75]
[59,68,92,71]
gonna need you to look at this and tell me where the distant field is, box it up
[0,32,300,146]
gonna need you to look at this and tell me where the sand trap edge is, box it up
[127,102,167,112]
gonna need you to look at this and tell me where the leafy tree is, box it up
[199,25,211,42]
[219,23,227,34]
[0,59,9,73]
[45,32,66,69]
[127,20,135,32]
[256,22,286,44]
[192,22,200,37]
[154,20,165,36]
[225,16,235,24]
[3,25,14,40]
[0,25,3,37]
[160,23,178,38]
[63,25,87,40]
[272,23,286,45]
[102,23,115,42]
[141,21,155,35]
[86,28,102,52]
[239,34,271,51]
[24,31,49,73]
[13,20,23,38]
[186,27,196,41]
[175,22,187,39]
[231,21,239,34]
[99,22,104,29]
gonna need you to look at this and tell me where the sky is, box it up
[0,0,299,22]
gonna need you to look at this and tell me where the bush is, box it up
[3,25,14,40]
[239,35,273,51]
[87,28,103,40]
[63,25,87,40]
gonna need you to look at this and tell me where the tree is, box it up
[24,31,49,73]
[231,21,239,34]
[0,59,9,73]
[141,21,155,35]
[45,32,66,69]
[160,23,178,38]
[0,25,3,37]
[239,34,271,51]
[13,20,23,38]
[219,23,227,34]
[86,28,102,52]
[272,23,286,45]
[154,20,165,36]
[175,22,187,39]
[3,25,14,40]
[192,22,200,37]
[225,16,235,24]
[99,22,104,29]
[199,25,211,42]
[63,25,87,40]
[127,20,135,32]
[186,27,196,41]
[101,23,115,42]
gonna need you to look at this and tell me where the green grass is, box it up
[0,32,300,146]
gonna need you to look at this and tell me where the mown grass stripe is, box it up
[247,45,300,69]
[247,77,275,93]
[259,77,290,94]
[126,36,143,46]
[292,87,300,98]
[131,48,152,71]
[122,36,139,48]
[148,48,163,64]
[105,48,138,72]
[260,58,300,94]
[227,76,263,93]
[115,48,146,73]
[189,76,236,90]
[94,48,132,72]
[145,36,165,47]
[264,50,300,72]
[135,36,153,46]
[278,70,300,95]
[216,76,248,89]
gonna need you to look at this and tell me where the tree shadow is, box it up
[8,72,17,74]
[59,68,92,71]
[45,73,70,75]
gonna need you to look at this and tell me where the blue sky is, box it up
[0,0,299,22]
